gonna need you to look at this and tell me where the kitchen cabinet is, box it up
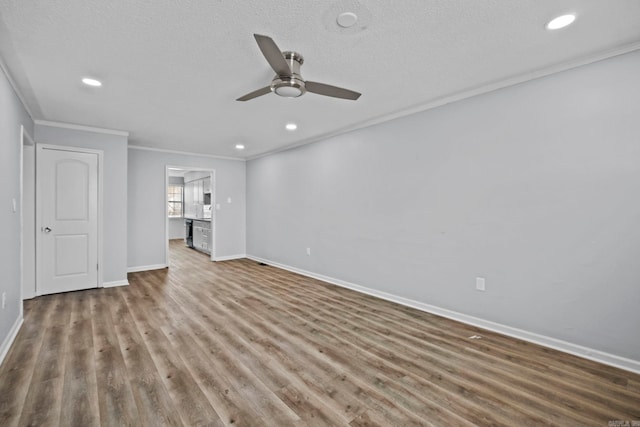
[192,220,211,254]
[184,181,195,217]
[184,174,212,219]
[193,180,201,205]
[196,180,202,204]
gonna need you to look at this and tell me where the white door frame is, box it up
[20,126,35,300]
[165,165,216,266]
[35,143,104,295]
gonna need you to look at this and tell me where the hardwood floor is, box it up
[1,240,639,426]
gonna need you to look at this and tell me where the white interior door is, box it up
[37,146,99,295]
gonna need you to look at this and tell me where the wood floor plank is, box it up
[59,292,101,427]
[275,382,354,426]
[223,259,636,422]
[186,281,476,424]
[90,291,141,427]
[147,278,305,425]
[0,296,58,427]
[1,239,639,426]
[59,346,100,427]
[349,409,400,427]
[117,286,226,426]
[190,262,544,423]
[241,260,635,404]
[17,294,71,427]
[103,289,183,426]
[129,275,293,426]
[160,323,262,427]
[202,268,529,425]
[137,270,305,427]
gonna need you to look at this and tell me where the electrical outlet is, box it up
[1,292,6,309]
[306,247,311,256]
[476,277,486,291]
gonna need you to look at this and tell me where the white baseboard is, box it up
[0,314,23,368]
[246,254,640,375]
[214,254,246,262]
[127,264,168,273]
[102,279,129,288]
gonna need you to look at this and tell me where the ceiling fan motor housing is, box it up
[272,51,306,97]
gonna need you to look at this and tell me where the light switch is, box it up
[216,204,221,210]
[12,198,17,213]
[227,197,232,204]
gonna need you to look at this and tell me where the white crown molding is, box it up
[0,55,34,120]
[34,120,129,137]
[128,144,245,162]
[0,314,23,368]
[127,263,168,273]
[248,40,640,161]
[246,254,640,375]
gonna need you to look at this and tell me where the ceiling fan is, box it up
[236,34,361,102]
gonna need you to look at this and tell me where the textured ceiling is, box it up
[1,0,640,159]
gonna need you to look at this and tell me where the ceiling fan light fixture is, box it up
[272,75,306,98]
[274,85,303,98]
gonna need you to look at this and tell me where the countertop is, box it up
[185,217,211,222]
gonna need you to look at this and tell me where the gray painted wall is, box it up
[0,65,33,353]
[34,124,129,284]
[127,149,246,268]
[168,176,186,240]
[22,144,35,299]
[169,218,186,240]
[247,50,640,362]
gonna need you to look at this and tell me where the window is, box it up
[168,184,183,218]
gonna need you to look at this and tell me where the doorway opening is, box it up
[164,166,216,267]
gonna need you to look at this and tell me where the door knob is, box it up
[43,227,52,233]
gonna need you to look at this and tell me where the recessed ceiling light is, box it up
[82,77,102,87]
[285,123,297,131]
[546,14,576,30]
[235,144,245,150]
